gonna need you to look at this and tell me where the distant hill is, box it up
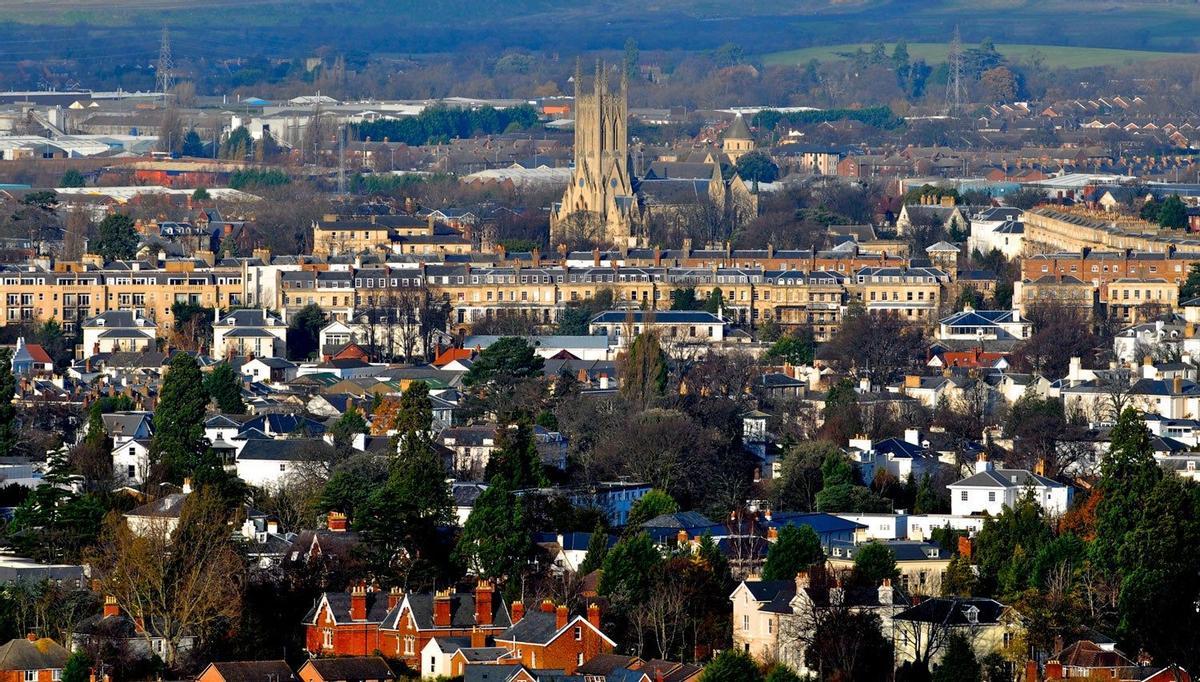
[0,0,1198,62]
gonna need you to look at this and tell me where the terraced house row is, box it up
[0,250,957,344]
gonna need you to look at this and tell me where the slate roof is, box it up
[125,493,187,518]
[304,591,391,625]
[217,309,282,327]
[0,637,69,671]
[640,511,715,530]
[206,660,295,682]
[462,665,578,682]
[301,656,394,682]
[950,468,1067,490]
[869,437,930,459]
[238,438,335,461]
[724,114,752,140]
[74,612,183,639]
[762,512,866,537]
[574,654,642,675]
[497,611,574,645]
[390,592,512,631]
[940,309,1020,326]
[894,597,1007,625]
[742,579,792,602]
[455,646,510,662]
[828,539,944,562]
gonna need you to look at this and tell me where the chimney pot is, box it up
[474,580,494,626]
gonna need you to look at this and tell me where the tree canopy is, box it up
[93,214,139,261]
[761,524,824,580]
[150,353,212,481]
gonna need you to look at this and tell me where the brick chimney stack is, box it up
[587,603,600,629]
[26,632,37,642]
[511,601,525,623]
[387,586,404,611]
[103,595,121,619]
[470,626,487,648]
[328,511,349,532]
[540,598,555,614]
[475,580,494,626]
[349,582,367,621]
[434,589,452,627]
[555,604,568,631]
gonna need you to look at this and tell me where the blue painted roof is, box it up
[764,512,866,535]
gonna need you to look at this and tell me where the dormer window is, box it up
[964,606,979,624]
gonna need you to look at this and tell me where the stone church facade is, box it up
[551,62,761,249]
[550,61,642,249]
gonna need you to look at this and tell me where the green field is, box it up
[763,42,1194,68]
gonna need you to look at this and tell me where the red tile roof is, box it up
[433,347,473,366]
[24,344,52,365]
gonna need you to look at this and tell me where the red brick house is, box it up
[0,636,69,682]
[492,602,615,675]
[303,581,512,668]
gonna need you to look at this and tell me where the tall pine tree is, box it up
[0,349,17,457]
[619,332,668,407]
[150,353,211,481]
[485,413,548,488]
[204,362,246,414]
[1092,407,1161,575]
[355,383,453,587]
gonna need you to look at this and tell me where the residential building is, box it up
[937,308,1032,342]
[826,540,952,596]
[73,596,196,662]
[730,571,909,675]
[296,657,394,682]
[892,597,1021,667]
[304,582,512,668]
[196,661,295,682]
[81,310,156,356]
[948,455,1073,517]
[0,636,69,682]
[213,308,288,359]
[492,602,615,675]
[588,310,725,348]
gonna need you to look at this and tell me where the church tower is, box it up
[722,113,755,163]
[550,60,641,248]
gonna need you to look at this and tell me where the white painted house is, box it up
[213,308,288,360]
[81,310,156,356]
[948,455,1073,517]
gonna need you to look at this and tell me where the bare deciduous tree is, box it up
[90,489,244,669]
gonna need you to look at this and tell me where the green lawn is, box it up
[763,42,1193,68]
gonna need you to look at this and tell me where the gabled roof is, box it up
[0,637,69,671]
[497,611,615,647]
[950,467,1065,490]
[894,597,1007,626]
[389,591,512,631]
[304,591,391,625]
[204,660,295,682]
[300,656,394,682]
